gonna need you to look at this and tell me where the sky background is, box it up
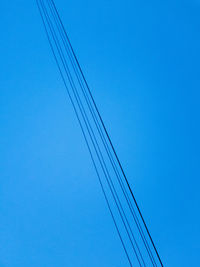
[0,0,200,266]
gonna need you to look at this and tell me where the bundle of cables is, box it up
[36,1,163,266]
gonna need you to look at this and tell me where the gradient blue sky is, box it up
[0,0,200,266]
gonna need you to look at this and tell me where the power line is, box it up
[36,0,135,265]
[46,0,158,265]
[47,2,163,266]
[36,1,163,266]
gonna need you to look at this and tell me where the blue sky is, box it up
[0,0,200,266]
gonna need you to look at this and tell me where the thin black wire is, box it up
[39,1,144,265]
[48,0,163,266]
[36,1,133,266]
[46,0,157,265]
[45,1,152,265]
[38,1,145,266]
[38,1,157,266]
[37,0,162,266]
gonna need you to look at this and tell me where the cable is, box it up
[48,1,163,266]
[36,1,163,266]
[39,1,144,265]
[36,1,133,266]
[46,1,157,265]
[44,1,151,265]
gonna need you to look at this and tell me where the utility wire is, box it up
[36,1,163,266]
[38,1,144,265]
[47,1,163,266]
[46,0,158,265]
[45,1,152,265]
[36,1,133,266]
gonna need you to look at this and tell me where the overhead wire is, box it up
[38,1,145,265]
[37,0,143,265]
[47,1,163,266]
[44,1,151,265]
[46,0,157,265]
[36,0,163,266]
[36,0,134,266]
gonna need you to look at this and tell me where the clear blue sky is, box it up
[0,0,200,266]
